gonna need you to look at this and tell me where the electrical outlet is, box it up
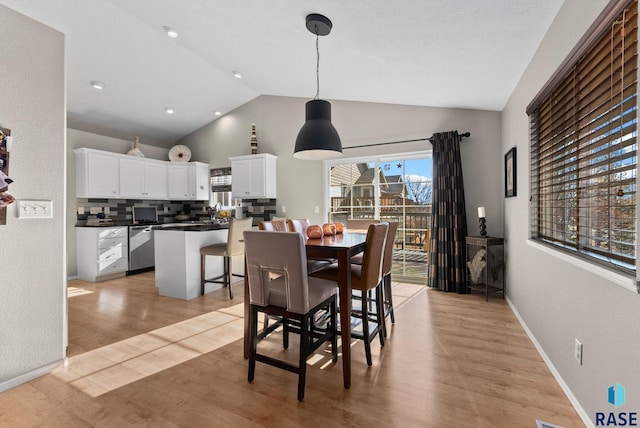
[282,205,286,213]
[77,207,85,215]
[314,205,319,214]
[104,207,110,214]
[89,206,100,214]
[575,339,583,365]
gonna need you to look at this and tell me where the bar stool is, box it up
[200,217,253,299]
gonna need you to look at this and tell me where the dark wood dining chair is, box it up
[351,220,399,337]
[243,230,339,401]
[311,222,388,366]
[200,217,253,299]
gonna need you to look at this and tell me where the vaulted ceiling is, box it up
[0,0,564,145]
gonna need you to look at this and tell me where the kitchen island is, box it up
[154,223,233,300]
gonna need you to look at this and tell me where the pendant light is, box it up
[294,14,343,160]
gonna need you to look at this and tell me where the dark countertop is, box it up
[76,222,230,231]
[154,223,229,232]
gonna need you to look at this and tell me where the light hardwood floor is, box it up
[0,272,583,427]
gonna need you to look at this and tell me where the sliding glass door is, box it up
[327,153,431,283]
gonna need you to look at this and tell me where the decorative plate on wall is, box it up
[168,145,192,162]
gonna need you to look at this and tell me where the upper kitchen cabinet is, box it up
[119,157,167,199]
[230,154,277,199]
[167,162,209,201]
[74,148,120,198]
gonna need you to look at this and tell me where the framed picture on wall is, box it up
[505,147,517,198]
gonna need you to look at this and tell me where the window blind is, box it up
[529,0,638,272]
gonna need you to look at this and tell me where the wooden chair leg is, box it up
[248,306,258,382]
[283,319,289,349]
[376,284,385,347]
[361,290,373,367]
[200,255,206,295]
[297,314,309,401]
[384,273,395,324]
[225,256,233,299]
[330,299,338,363]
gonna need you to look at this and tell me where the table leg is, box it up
[337,250,351,389]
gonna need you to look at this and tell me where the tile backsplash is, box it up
[75,198,277,226]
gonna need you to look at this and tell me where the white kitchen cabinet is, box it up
[76,226,128,282]
[119,157,167,199]
[74,148,120,198]
[167,162,209,201]
[230,154,277,199]
[75,148,207,201]
[192,162,210,200]
[167,164,190,200]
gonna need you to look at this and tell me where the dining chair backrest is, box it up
[382,220,399,276]
[227,217,254,256]
[258,220,287,231]
[359,223,388,291]
[346,219,380,230]
[287,218,311,234]
[243,231,310,314]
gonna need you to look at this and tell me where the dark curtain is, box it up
[428,131,468,293]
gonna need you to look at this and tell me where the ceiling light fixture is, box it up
[294,14,343,160]
[232,71,243,79]
[214,111,222,116]
[163,26,178,38]
[90,80,105,90]
[165,107,175,114]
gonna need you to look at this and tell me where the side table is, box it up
[465,236,505,301]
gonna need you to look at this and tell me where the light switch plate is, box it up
[77,207,85,215]
[104,206,110,214]
[89,206,100,214]
[17,200,53,218]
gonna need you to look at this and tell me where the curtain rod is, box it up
[342,131,470,150]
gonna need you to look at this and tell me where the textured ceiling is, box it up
[0,0,565,145]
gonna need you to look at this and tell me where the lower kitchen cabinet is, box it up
[77,226,128,282]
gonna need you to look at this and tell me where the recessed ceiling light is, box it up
[214,111,222,116]
[232,71,243,79]
[165,107,175,114]
[163,26,178,38]
[90,80,105,90]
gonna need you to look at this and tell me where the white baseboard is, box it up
[505,296,594,428]
[67,275,78,280]
[0,359,63,393]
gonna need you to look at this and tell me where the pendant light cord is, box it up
[315,27,320,100]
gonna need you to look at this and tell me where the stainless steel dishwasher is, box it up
[128,225,155,273]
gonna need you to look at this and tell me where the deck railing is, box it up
[330,197,432,252]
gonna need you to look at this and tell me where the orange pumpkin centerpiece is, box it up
[334,222,344,234]
[306,225,323,239]
[322,223,336,236]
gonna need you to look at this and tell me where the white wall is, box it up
[502,0,640,423]
[0,5,66,385]
[180,95,502,231]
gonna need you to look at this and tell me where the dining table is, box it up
[243,230,367,389]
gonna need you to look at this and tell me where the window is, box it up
[210,167,232,207]
[326,153,432,283]
[527,0,638,273]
